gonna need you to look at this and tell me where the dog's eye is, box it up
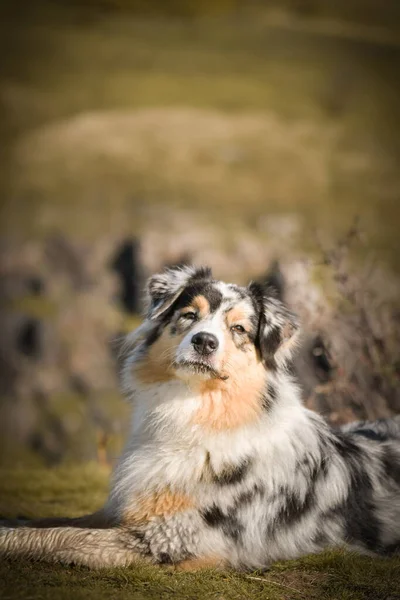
[231,324,245,334]
[182,312,197,321]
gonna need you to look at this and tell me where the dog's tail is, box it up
[0,512,143,568]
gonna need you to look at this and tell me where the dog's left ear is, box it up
[146,265,212,320]
[249,283,300,370]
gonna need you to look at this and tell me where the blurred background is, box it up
[0,0,399,467]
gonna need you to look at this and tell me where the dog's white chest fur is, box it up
[106,376,313,517]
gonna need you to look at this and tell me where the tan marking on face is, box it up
[133,327,185,385]
[184,295,210,318]
[122,489,194,524]
[225,305,252,330]
[172,556,226,571]
[192,335,266,431]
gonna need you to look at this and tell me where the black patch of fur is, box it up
[191,266,213,281]
[249,282,282,369]
[201,505,225,527]
[332,432,381,552]
[273,448,328,531]
[156,547,193,564]
[248,281,265,309]
[260,325,282,371]
[320,455,329,477]
[212,459,251,486]
[128,529,147,543]
[314,432,331,478]
[148,266,213,320]
[248,282,275,365]
[157,552,174,564]
[203,285,224,313]
[267,382,277,401]
[349,418,400,443]
[145,324,163,347]
[297,452,328,482]
[262,382,278,410]
[331,432,364,462]
[248,282,264,330]
[381,446,400,486]
[201,505,243,542]
[343,468,380,552]
[234,484,265,507]
[261,394,271,411]
[173,281,223,314]
[274,485,316,529]
[352,428,389,442]
[247,313,259,345]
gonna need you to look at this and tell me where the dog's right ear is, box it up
[146,265,212,320]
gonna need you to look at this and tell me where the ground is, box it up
[0,464,399,600]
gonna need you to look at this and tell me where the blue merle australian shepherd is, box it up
[1,265,399,569]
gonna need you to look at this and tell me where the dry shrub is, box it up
[298,221,400,423]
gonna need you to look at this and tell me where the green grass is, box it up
[0,465,399,600]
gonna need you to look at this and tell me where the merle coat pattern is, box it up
[1,266,399,570]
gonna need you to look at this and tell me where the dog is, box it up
[1,265,399,570]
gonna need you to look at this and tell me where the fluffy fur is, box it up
[1,265,400,570]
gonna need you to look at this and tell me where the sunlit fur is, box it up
[1,265,399,570]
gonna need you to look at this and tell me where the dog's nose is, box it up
[191,332,219,356]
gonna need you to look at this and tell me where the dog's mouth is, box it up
[173,359,229,381]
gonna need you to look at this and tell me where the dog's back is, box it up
[342,415,400,441]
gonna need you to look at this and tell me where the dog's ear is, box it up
[146,265,212,320]
[249,282,299,370]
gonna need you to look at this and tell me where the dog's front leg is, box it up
[0,511,225,569]
[0,525,148,568]
[125,510,227,569]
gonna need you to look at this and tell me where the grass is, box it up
[0,465,399,600]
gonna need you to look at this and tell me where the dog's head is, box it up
[122,266,299,397]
